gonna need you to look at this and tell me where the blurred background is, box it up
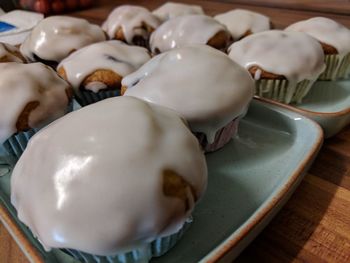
[0,0,94,14]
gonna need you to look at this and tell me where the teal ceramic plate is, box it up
[280,80,350,138]
[0,98,323,263]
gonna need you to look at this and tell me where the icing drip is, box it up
[20,16,106,63]
[214,9,270,40]
[0,42,26,63]
[149,15,228,53]
[11,96,207,255]
[102,5,161,44]
[85,82,107,93]
[228,30,325,102]
[0,63,71,143]
[58,41,151,92]
[285,17,350,57]
[152,2,204,21]
[123,45,254,143]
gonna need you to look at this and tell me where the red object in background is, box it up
[16,0,94,14]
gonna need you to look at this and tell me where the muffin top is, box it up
[285,17,350,56]
[57,41,151,92]
[152,2,204,21]
[150,15,229,53]
[11,96,207,255]
[102,5,161,43]
[0,62,71,143]
[123,45,254,143]
[0,42,26,63]
[228,30,325,82]
[20,16,106,63]
[215,9,270,40]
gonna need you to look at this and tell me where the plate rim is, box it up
[204,97,324,262]
[0,97,324,263]
[255,95,350,117]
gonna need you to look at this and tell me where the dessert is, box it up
[153,2,204,21]
[150,15,230,54]
[0,42,26,63]
[286,17,350,80]
[102,5,161,47]
[20,16,106,66]
[57,40,151,106]
[0,62,72,160]
[122,45,254,152]
[228,30,325,104]
[11,96,207,262]
[214,9,270,41]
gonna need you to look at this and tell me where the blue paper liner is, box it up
[63,221,191,263]
[1,102,73,163]
[74,89,121,107]
[2,128,38,164]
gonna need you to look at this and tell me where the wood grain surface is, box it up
[1,1,350,262]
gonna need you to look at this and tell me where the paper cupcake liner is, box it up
[318,53,350,80]
[255,79,313,104]
[1,102,73,163]
[196,117,240,153]
[74,89,121,107]
[2,129,39,164]
[62,221,191,263]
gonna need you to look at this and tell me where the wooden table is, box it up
[1,1,350,262]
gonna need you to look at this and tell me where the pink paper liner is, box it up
[195,118,240,153]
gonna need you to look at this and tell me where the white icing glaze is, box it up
[58,41,151,92]
[20,16,106,63]
[0,62,71,143]
[0,42,26,63]
[285,17,350,56]
[11,96,207,255]
[228,30,325,102]
[214,9,270,40]
[102,5,161,44]
[152,2,204,21]
[123,45,254,142]
[150,15,228,53]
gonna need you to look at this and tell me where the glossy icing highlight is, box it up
[153,2,204,21]
[102,5,161,44]
[123,45,254,142]
[20,16,106,63]
[150,15,228,53]
[11,96,207,255]
[215,9,270,40]
[0,62,71,143]
[58,41,151,92]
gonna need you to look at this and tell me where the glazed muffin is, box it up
[0,62,72,161]
[11,96,207,262]
[228,30,325,104]
[153,2,204,22]
[20,16,106,66]
[57,40,151,106]
[102,5,161,48]
[150,15,230,54]
[0,42,27,63]
[286,17,350,80]
[122,45,254,152]
[214,9,271,41]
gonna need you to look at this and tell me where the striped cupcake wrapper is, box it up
[1,102,73,164]
[2,128,38,164]
[74,89,121,107]
[255,79,313,104]
[63,221,191,263]
[318,53,350,80]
